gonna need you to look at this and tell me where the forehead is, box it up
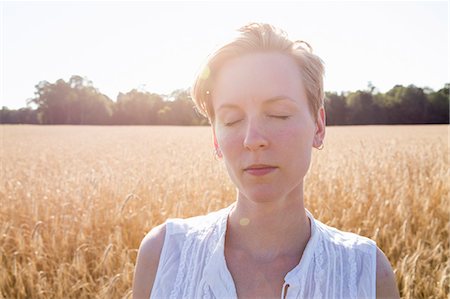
[212,52,306,108]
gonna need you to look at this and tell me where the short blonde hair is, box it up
[191,23,325,123]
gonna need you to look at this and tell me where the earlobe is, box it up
[214,138,223,158]
[212,129,223,158]
[313,136,324,149]
[215,147,223,159]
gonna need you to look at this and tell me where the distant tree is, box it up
[16,107,39,124]
[157,105,175,125]
[324,92,347,125]
[426,84,449,123]
[0,107,12,123]
[112,89,164,125]
[345,91,377,124]
[28,79,68,124]
[5,79,448,126]
[0,107,39,124]
[27,75,114,124]
[164,89,208,125]
[400,85,428,124]
[64,76,114,124]
[383,85,428,124]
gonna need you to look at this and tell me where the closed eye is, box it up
[269,115,291,120]
[224,119,242,126]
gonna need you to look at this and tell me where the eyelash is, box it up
[224,115,290,126]
[270,115,290,120]
[224,120,241,127]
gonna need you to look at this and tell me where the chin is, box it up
[239,188,285,204]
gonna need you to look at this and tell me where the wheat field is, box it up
[0,125,448,298]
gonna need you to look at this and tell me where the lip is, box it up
[244,164,278,176]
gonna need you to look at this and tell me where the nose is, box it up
[243,118,269,151]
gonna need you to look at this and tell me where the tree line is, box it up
[1,75,448,125]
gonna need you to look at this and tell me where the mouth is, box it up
[243,164,278,176]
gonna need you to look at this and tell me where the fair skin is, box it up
[213,52,321,298]
[132,52,400,299]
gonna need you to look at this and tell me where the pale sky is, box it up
[1,1,448,109]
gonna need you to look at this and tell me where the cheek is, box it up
[273,123,315,174]
[215,129,242,155]
[271,121,314,147]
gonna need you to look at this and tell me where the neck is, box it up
[226,186,311,262]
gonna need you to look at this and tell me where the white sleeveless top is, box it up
[150,203,377,299]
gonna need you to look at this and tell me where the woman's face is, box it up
[212,52,325,203]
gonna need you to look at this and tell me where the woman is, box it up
[133,23,400,299]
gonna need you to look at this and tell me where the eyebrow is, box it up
[217,95,296,111]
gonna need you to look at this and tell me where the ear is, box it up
[212,127,223,158]
[313,106,326,148]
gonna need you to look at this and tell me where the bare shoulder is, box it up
[376,246,400,299]
[132,223,167,299]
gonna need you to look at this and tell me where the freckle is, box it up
[239,218,250,226]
